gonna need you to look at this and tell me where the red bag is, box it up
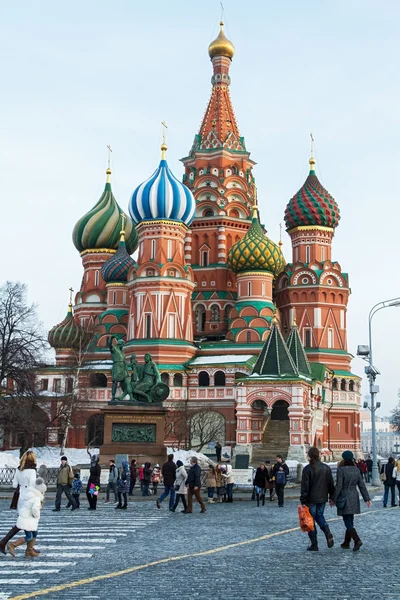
[298,504,314,532]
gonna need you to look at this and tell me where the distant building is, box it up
[360,411,400,457]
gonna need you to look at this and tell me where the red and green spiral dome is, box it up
[284,158,340,231]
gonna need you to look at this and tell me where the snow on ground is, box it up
[0,447,99,468]
[166,448,212,467]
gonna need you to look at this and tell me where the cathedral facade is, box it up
[27,23,361,460]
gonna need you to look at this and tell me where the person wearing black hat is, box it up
[334,450,371,551]
[53,456,77,512]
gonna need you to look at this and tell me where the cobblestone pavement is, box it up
[0,492,398,600]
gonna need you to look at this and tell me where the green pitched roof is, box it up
[287,325,311,376]
[252,320,299,378]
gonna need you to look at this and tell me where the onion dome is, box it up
[129,143,195,226]
[208,21,235,60]
[101,221,135,284]
[284,157,340,231]
[48,301,90,350]
[227,207,285,276]
[73,168,138,255]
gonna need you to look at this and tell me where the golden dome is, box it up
[208,21,235,60]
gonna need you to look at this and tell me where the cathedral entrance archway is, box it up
[271,400,289,421]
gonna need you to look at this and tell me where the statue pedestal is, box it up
[100,404,168,465]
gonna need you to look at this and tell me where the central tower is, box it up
[181,22,256,339]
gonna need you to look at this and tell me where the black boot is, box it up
[350,528,363,552]
[0,526,20,555]
[262,494,265,506]
[256,494,260,507]
[340,529,352,549]
[307,531,318,551]
[322,525,334,548]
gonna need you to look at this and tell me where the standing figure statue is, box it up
[108,335,134,402]
[131,353,162,402]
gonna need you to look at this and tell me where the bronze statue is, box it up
[131,353,169,403]
[108,335,134,402]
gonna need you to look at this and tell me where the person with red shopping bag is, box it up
[300,447,335,552]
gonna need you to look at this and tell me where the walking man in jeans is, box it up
[53,456,77,512]
[184,457,206,514]
[105,459,118,503]
[156,454,176,511]
[272,455,289,507]
[300,446,335,551]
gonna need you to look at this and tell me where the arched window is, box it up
[161,372,169,385]
[248,281,252,296]
[321,246,325,262]
[167,240,172,260]
[86,414,104,446]
[94,270,99,286]
[202,251,208,267]
[145,314,152,338]
[214,371,225,387]
[151,239,156,260]
[65,378,74,394]
[173,373,183,387]
[204,209,214,217]
[196,305,206,332]
[337,421,341,432]
[304,329,312,348]
[341,379,346,391]
[327,328,334,348]
[210,304,220,322]
[89,373,107,388]
[332,378,338,390]
[349,380,354,392]
[198,371,210,387]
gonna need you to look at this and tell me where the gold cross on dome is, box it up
[69,287,74,304]
[161,121,167,146]
[310,133,314,158]
[107,144,112,169]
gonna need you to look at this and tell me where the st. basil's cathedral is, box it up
[34,23,360,460]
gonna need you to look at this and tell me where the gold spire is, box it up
[120,213,126,242]
[272,308,278,325]
[106,144,112,183]
[68,287,74,314]
[161,121,168,160]
[208,21,235,60]
[309,133,316,171]
[292,307,297,327]
[252,184,259,220]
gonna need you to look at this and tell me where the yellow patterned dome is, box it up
[208,21,235,60]
[227,210,285,276]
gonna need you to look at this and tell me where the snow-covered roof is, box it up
[190,355,253,366]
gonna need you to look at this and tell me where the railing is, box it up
[0,468,59,486]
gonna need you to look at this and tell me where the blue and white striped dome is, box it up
[129,156,196,226]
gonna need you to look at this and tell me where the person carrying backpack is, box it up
[272,455,289,507]
[106,460,119,503]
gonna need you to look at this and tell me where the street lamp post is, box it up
[359,297,400,487]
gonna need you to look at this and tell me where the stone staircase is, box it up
[251,420,290,464]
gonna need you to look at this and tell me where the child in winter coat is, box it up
[116,461,130,509]
[8,477,47,558]
[72,472,83,508]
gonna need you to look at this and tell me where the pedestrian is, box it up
[67,473,83,509]
[183,456,206,514]
[53,455,77,512]
[215,464,224,503]
[300,447,335,551]
[171,460,188,512]
[142,462,152,497]
[253,463,270,507]
[156,454,176,509]
[139,464,145,494]
[129,459,137,496]
[0,451,38,554]
[222,463,235,502]
[334,450,371,551]
[7,477,47,558]
[116,461,130,509]
[152,464,161,495]
[206,464,217,504]
[365,456,373,483]
[265,460,275,501]
[105,460,118,503]
[396,456,400,503]
[86,455,101,511]
[272,455,289,507]
[381,457,397,508]
[215,442,222,463]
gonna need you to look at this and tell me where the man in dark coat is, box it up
[215,442,222,462]
[272,455,290,507]
[184,457,206,514]
[156,454,176,510]
[300,447,335,551]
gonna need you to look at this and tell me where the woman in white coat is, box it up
[222,463,235,503]
[171,460,188,513]
[8,477,47,558]
[0,451,37,555]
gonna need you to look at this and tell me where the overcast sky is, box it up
[2,1,399,412]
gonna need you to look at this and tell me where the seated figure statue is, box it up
[131,353,161,402]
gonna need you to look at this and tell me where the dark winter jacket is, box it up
[161,459,177,487]
[143,463,152,483]
[186,463,202,488]
[300,460,335,505]
[130,461,137,480]
[72,477,83,495]
[117,461,130,493]
[272,462,289,485]
[88,463,101,486]
[365,458,373,472]
[334,465,370,516]
[382,462,396,487]
[253,467,270,488]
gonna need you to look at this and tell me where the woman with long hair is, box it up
[335,450,371,551]
[253,463,270,507]
[0,451,38,555]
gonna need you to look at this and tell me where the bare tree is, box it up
[189,409,225,452]
[164,401,190,449]
[390,389,400,433]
